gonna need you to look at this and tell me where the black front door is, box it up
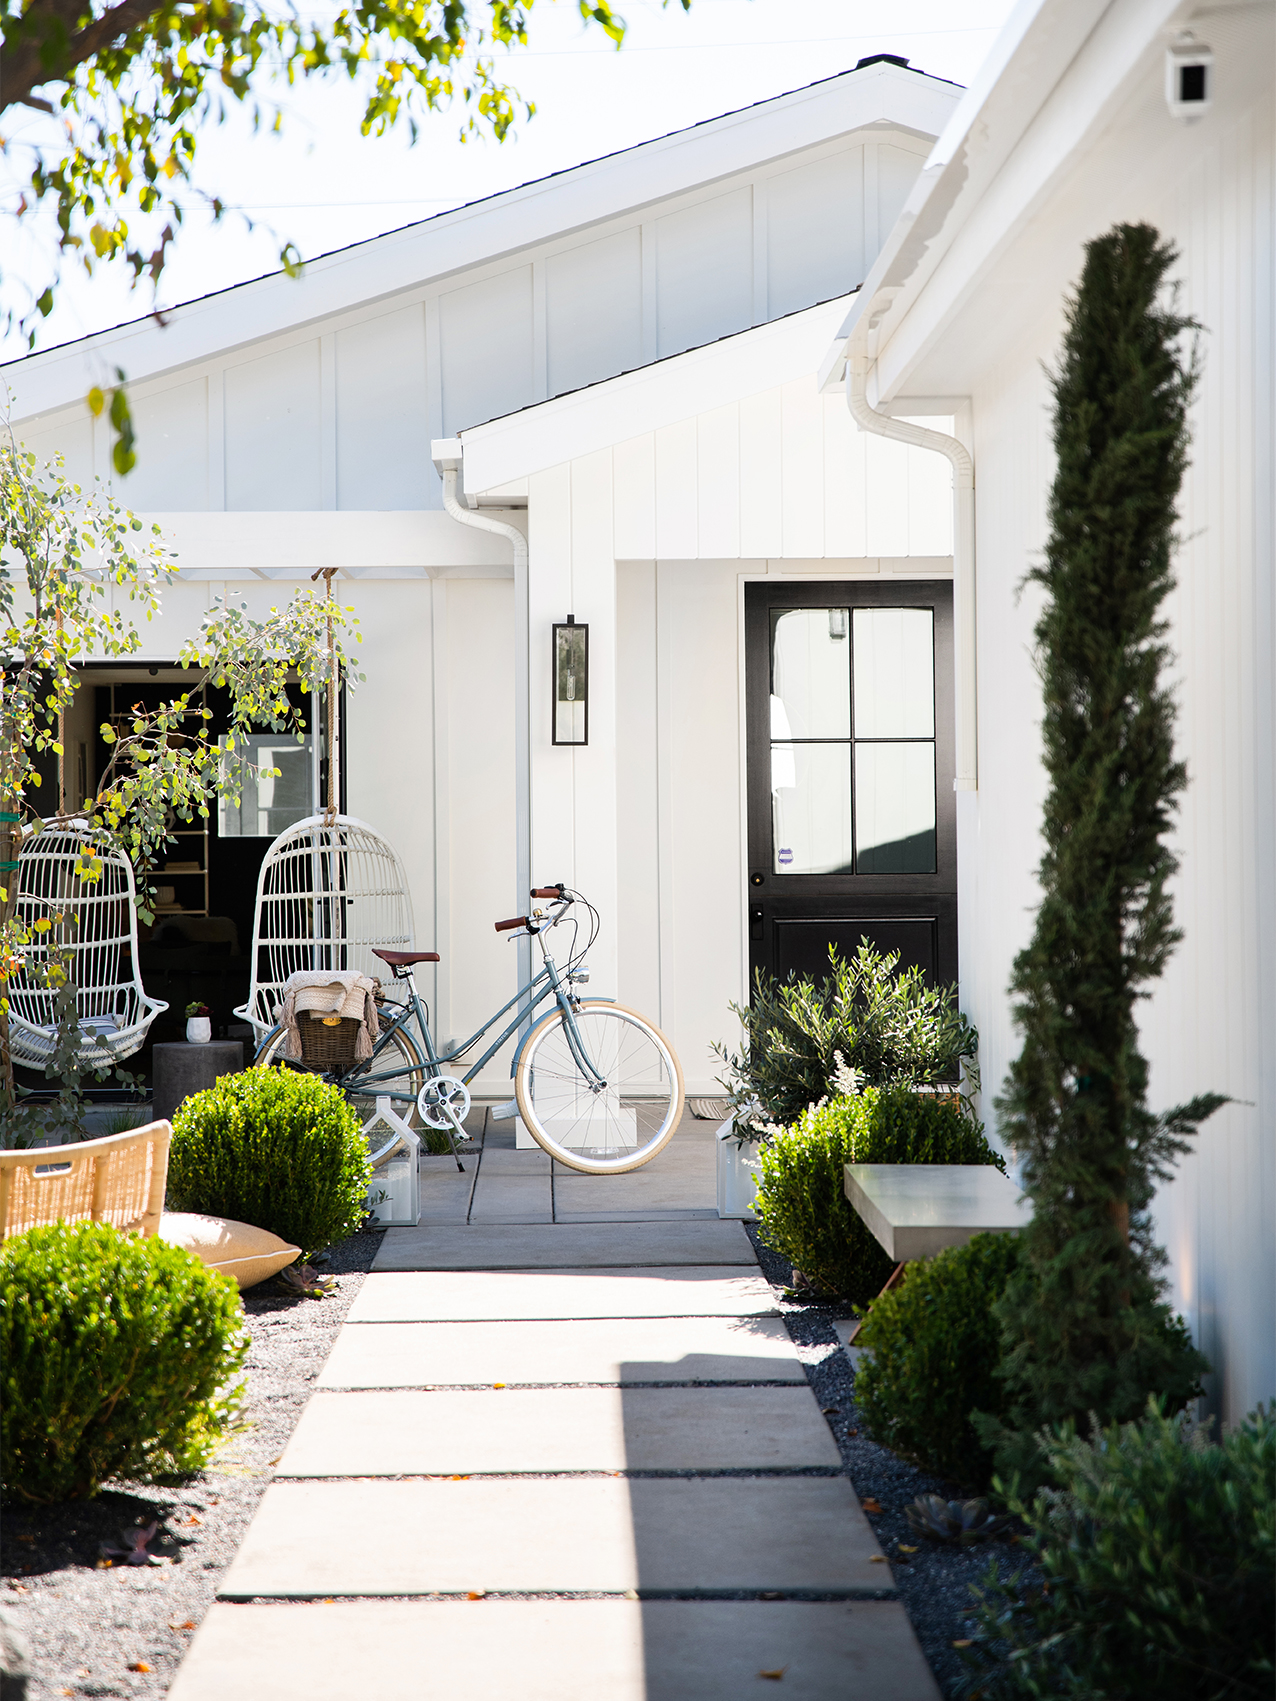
[745,580,957,988]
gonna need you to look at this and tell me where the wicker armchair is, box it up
[0,1121,171,1242]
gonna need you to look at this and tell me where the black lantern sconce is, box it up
[552,617,589,746]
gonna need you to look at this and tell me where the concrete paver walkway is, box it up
[169,1113,941,1699]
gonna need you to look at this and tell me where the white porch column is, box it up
[527,451,619,996]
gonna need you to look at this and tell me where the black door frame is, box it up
[744,578,958,987]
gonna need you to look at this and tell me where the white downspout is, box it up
[845,348,977,790]
[431,438,533,1009]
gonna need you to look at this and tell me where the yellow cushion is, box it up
[158,1212,300,1291]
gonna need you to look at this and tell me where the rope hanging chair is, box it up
[9,821,168,1072]
[234,570,417,1045]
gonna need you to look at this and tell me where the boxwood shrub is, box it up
[0,1221,247,1504]
[169,1067,372,1256]
[964,1401,1276,1699]
[855,1229,1020,1487]
[754,1087,1004,1305]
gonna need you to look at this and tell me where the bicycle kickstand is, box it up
[439,1104,467,1173]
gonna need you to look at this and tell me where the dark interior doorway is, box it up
[15,665,343,1094]
[745,580,957,990]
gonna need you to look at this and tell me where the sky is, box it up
[1,0,1022,361]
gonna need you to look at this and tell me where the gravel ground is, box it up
[1,1228,384,1701]
[6,1215,1025,1701]
[745,1223,1027,1700]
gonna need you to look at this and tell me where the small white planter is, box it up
[716,1117,761,1219]
[185,1017,212,1044]
[362,1096,422,1228]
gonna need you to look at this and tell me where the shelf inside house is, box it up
[154,825,210,916]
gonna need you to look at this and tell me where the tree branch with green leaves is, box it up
[0,430,357,1114]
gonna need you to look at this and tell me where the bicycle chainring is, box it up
[416,1075,472,1130]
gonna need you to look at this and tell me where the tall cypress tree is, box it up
[980,225,1225,1480]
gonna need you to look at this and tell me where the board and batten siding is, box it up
[957,53,1275,1428]
[14,132,933,517]
[514,379,955,1092]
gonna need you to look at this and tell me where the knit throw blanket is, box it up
[279,969,380,1062]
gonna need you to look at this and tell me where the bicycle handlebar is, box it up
[495,915,528,933]
[531,885,565,899]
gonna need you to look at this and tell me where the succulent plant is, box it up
[904,1494,1011,1545]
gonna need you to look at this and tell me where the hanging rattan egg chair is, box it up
[234,811,416,1044]
[9,821,169,1072]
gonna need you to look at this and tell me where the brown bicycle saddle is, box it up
[372,948,441,966]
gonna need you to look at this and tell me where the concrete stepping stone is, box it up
[348,1267,777,1322]
[319,1314,804,1386]
[373,1219,755,1271]
[218,1476,887,1597]
[276,1387,841,1475]
[169,1599,940,1701]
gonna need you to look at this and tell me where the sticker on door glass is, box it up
[778,848,794,866]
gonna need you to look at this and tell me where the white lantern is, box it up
[362,1096,421,1228]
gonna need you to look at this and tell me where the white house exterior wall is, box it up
[853,0,1275,1427]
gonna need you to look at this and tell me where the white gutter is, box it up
[431,438,532,997]
[844,326,977,791]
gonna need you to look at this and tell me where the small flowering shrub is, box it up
[0,1221,246,1504]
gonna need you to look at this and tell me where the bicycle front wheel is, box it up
[515,1000,684,1174]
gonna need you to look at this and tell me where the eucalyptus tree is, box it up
[0,432,355,1109]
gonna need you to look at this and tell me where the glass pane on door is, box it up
[854,742,937,873]
[771,743,852,874]
[852,607,935,738]
[771,608,851,739]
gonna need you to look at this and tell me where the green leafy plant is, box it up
[905,1495,1011,1546]
[963,1402,1275,1700]
[855,1230,1020,1487]
[168,1067,372,1255]
[0,1220,247,1504]
[715,941,979,1135]
[184,1001,211,1018]
[0,435,358,1110]
[753,1088,1003,1306]
[984,225,1223,1486]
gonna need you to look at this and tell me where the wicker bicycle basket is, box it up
[300,1014,363,1070]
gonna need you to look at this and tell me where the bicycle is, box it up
[254,884,685,1175]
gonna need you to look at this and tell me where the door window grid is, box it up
[770,606,937,876]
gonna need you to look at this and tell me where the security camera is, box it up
[1166,36,1212,121]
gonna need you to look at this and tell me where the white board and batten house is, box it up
[5,3,1272,1428]
[813,0,1273,1426]
[3,54,962,1095]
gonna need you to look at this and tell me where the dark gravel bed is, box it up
[2,1228,384,1701]
[745,1223,1028,1700]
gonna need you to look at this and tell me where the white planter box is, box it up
[362,1096,421,1227]
[716,1117,761,1219]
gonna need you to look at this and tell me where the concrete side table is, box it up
[841,1162,1028,1341]
[152,1040,244,1123]
[843,1163,1029,1261]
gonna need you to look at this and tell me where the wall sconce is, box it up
[1166,34,1212,120]
[553,617,589,746]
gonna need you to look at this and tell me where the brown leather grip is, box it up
[495,915,528,933]
[531,886,565,899]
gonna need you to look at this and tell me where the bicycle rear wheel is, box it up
[255,1022,428,1134]
[514,1000,684,1174]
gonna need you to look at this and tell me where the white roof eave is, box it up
[816,0,1190,403]
[3,62,958,423]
